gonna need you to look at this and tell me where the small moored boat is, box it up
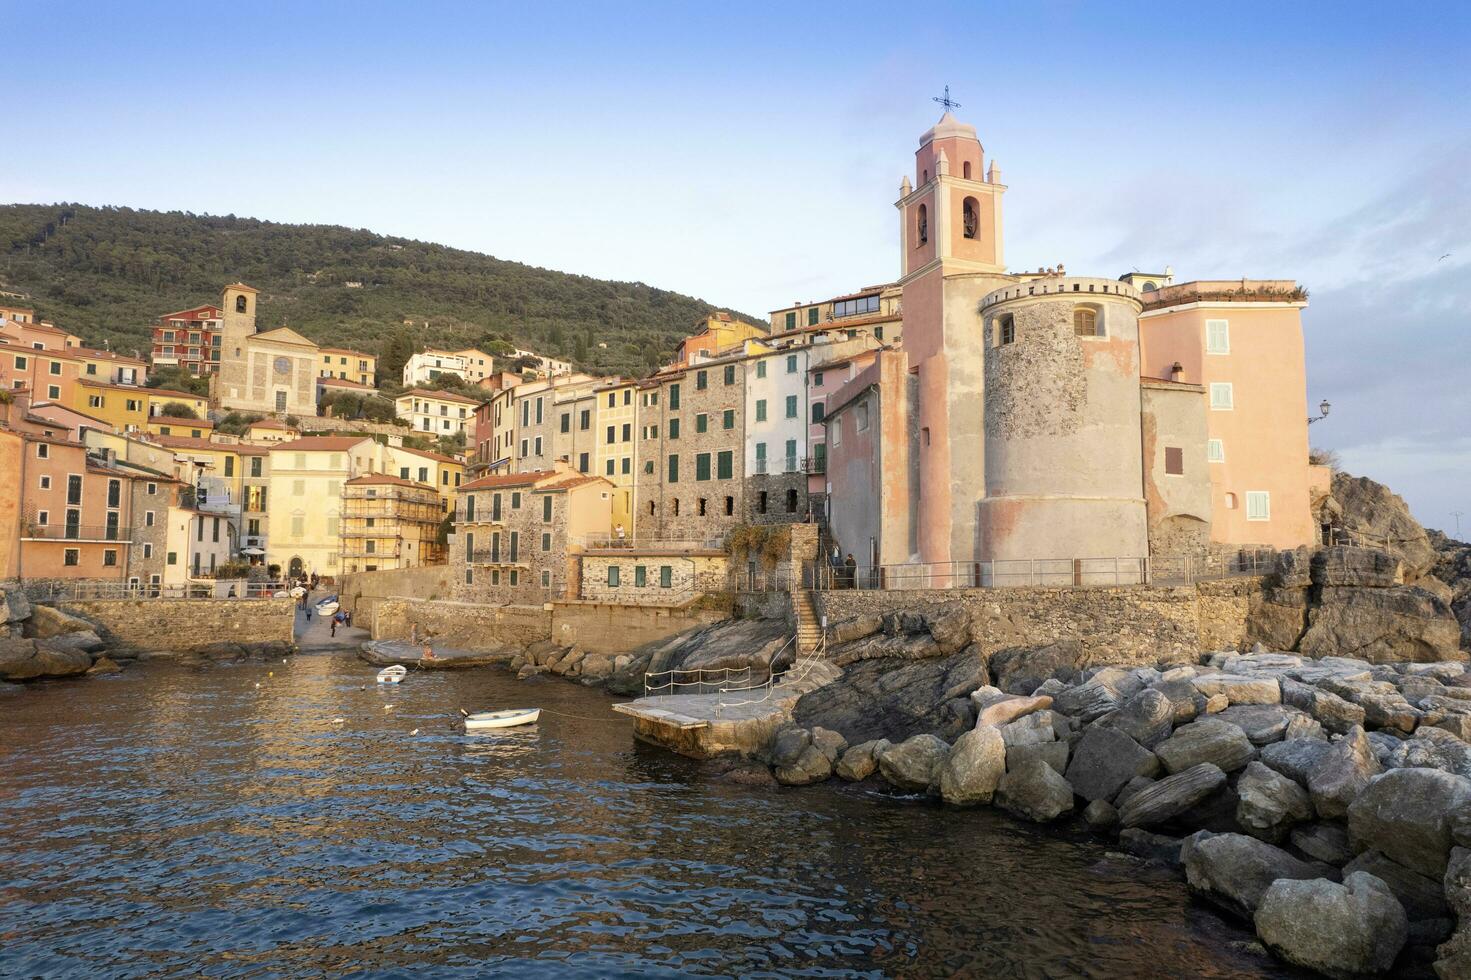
[315,595,340,616]
[462,708,541,731]
[376,665,408,684]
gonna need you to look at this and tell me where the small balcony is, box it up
[23,523,131,542]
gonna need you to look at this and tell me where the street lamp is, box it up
[1307,399,1331,425]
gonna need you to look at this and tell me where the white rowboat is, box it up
[463,708,541,730]
[376,665,408,684]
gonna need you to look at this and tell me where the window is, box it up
[13,355,26,370]
[660,565,672,588]
[856,401,870,432]
[606,458,615,476]
[621,423,631,442]
[541,570,550,588]
[696,371,708,391]
[621,457,630,475]
[511,492,521,509]
[1206,319,1230,354]
[784,440,797,471]
[167,551,177,565]
[917,204,928,245]
[785,395,798,419]
[667,454,679,483]
[67,474,82,505]
[668,418,680,440]
[541,532,551,552]
[693,413,707,434]
[717,450,733,480]
[1207,439,1225,463]
[542,495,552,522]
[755,400,767,422]
[813,370,824,388]
[492,493,503,521]
[36,443,48,459]
[143,544,152,559]
[250,457,262,477]
[1165,447,1184,476]
[47,385,59,400]
[64,549,79,567]
[669,384,680,409]
[509,570,518,586]
[1209,383,1234,411]
[608,565,621,587]
[144,510,155,527]
[758,490,768,514]
[785,311,796,330]
[724,365,736,385]
[695,453,711,481]
[998,314,1016,346]
[235,295,248,313]
[698,497,707,516]
[756,361,766,379]
[578,452,589,472]
[560,413,571,433]
[38,475,51,490]
[812,402,825,424]
[579,409,591,430]
[722,409,734,430]
[1073,307,1102,337]
[1224,492,1237,510]
[509,531,518,561]
[808,307,819,326]
[1246,491,1271,521]
[49,360,61,376]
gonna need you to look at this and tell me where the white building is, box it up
[394,388,480,439]
[402,350,470,387]
[744,345,809,479]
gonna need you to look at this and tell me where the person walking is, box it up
[843,553,857,589]
[330,614,338,638]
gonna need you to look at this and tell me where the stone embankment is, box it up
[1,584,295,687]
[759,644,1471,978]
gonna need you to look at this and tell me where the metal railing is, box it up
[718,629,828,708]
[34,579,290,601]
[643,633,796,697]
[22,523,130,542]
[806,552,1274,591]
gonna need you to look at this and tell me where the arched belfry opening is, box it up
[917,204,928,245]
[962,197,979,240]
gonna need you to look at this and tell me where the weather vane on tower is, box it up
[932,85,961,112]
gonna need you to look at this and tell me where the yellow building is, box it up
[266,435,379,578]
[319,347,377,387]
[591,378,638,534]
[68,379,209,432]
[452,348,495,384]
[674,312,767,364]
[384,444,465,516]
[146,416,214,440]
[153,436,245,515]
[339,475,445,572]
[243,418,300,444]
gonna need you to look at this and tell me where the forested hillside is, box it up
[0,204,764,377]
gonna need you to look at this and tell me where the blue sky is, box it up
[5,0,1469,532]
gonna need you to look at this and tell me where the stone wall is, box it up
[367,594,726,657]
[816,579,1263,666]
[53,597,296,652]
[338,564,457,623]
[578,553,727,602]
[550,601,729,655]
[371,598,552,651]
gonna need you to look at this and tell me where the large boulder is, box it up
[1212,704,1298,746]
[1,585,31,625]
[876,734,950,793]
[1254,872,1408,977]
[1154,717,1255,774]
[834,739,889,782]
[1118,763,1227,829]
[1342,850,1450,921]
[1330,471,1437,581]
[1307,726,1382,819]
[1437,846,1471,979]
[1299,585,1462,663]
[773,743,833,786]
[1311,545,1404,588]
[1236,761,1312,843]
[1051,681,1121,722]
[1191,674,1281,706]
[938,726,1006,806]
[1183,832,1327,919]
[1064,725,1159,803]
[0,637,92,681]
[1347,767,1471,878]
[994,759,1075,823]
[26,604,96,639]
[1259,737,1336,785]
[924,604,972,655]
[1101,688,1175,748]
[988,640,1084,696]
[793,648,987,743]
[973,693,1051,729]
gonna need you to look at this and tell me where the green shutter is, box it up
[696,413,708,433]
[667,454,679,483]
[717,450,732,480]
[723,409,734,429]
[696,453,711,481]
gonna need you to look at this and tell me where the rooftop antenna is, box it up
[932,86,962,112]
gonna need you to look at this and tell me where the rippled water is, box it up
[0,655,1300,978]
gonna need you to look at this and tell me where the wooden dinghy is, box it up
[376,665,408,684]
[462,708,541,730]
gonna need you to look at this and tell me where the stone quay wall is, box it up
[337,565,457,625]
[54,597,296,652]
[368,595,728,656]
[371,599,552,651]
[549,601,728,655]
[816,578,1261,666]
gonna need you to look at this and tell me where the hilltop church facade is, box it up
[210,283,320,417]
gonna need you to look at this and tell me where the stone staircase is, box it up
[793,588,824,656]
